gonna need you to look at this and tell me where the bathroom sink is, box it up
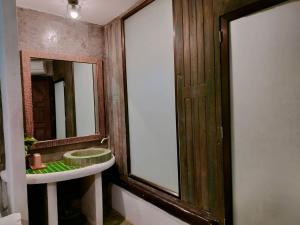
[63,147,112,167]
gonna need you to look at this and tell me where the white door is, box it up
[229,1,300,224]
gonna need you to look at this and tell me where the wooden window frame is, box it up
[121,0,181,198]
[115,0,219,224]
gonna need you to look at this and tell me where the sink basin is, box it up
[63,147,112,167]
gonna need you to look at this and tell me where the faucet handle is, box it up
[100,136,109,144]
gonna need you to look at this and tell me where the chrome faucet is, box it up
[100,136,110,149]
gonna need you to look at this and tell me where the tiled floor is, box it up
[104,209,133,225]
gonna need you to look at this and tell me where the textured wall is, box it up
[16,7,104,58]
[0,1,29,220]
[16,7,105,162]
[104,19,127,175]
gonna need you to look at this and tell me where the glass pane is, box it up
[124,0,179,193]
[30,59,96,141]
[230,1,300,224]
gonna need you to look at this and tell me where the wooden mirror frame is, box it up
[20,50,106,149]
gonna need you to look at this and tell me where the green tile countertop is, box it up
[26,161,80,175]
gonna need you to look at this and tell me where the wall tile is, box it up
[16,7,104,58]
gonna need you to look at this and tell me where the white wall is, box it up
[111,185,188,225]
[73,62,96,137]
[0,0,28,223]
[54,81,66,139]
[124,0,179,193]
[230,1,300,225]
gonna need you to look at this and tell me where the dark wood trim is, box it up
[122,0,155,20]
[96,61,106,137]
[115,176,219,225]
[31,134,102,150]
[20,50,106,149]
[121,0,181,198]
[220,0,288,19]
[53,78,65,84]
[120,6,131,178]
[220,16,233,225]
[219,1,288,224]
[129,174,179,197]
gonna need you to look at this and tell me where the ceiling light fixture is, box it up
[67,0,81,19]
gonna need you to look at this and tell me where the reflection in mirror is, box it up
[30,59,96,141]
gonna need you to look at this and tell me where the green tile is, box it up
[26,161,79,174]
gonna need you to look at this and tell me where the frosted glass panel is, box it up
[230,1,300,225]
[54,81,66,139]
[124,0,179,193]
[73,62,96,136]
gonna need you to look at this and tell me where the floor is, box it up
[104,209,133,225]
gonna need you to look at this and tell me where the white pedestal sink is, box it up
[26,155,115,225]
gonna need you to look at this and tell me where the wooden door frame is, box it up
[31,75,56,140]
[219,0,288,224]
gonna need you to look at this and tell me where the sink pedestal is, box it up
[47,183,58,225]
[82,173,103,225]
[25,156,115,225]
[46,173,103,225]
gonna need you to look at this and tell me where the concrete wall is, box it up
[0,0,28,223]
[112,185,188,225]
[16,7,104,58]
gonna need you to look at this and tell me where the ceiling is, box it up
[16,0,140,25]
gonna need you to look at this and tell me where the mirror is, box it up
[31,59,96,141]
[21,51,105,147]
